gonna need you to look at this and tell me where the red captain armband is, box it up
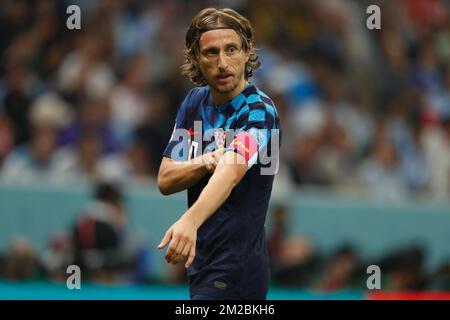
[228,131,259,165]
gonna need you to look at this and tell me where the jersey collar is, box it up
[214,82,255,112]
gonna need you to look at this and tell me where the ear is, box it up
[244,42,251,63]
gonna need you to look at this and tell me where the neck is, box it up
[211,79,249,105]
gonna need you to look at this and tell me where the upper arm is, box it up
[157,157,173,192]
[158,156,173,175]
[224,102,279,170]
[214,150,247,186]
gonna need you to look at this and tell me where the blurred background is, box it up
[0,0,450,299]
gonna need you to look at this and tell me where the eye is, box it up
[226,46,237,54]
[204,49,218,57]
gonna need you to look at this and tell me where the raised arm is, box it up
[157,147,224,195]
[181,151,247,227]
[157,150,247,267]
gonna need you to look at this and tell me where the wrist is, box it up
[201,152,214,173]
[183,209,201,229]
[190,154,209,174]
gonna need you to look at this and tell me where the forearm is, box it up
[158,156,209,195]
[183,161,242,228]
[158,152,247,268]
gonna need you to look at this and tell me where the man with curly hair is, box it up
[157,7,281,300]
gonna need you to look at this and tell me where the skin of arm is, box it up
[157,147,224,195]
[157,150,248,268]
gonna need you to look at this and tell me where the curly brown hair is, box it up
[181,8,261,86]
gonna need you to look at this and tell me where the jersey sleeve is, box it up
[225,103,279,169]
[162,89,195,161]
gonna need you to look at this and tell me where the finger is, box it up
[167,236,186,263]
[171,241,187,265]
[215,148,224,158]
[212,152,221,164]
[181,243,190,259]
[165,237,180,263]
[205,154,215,172]
[166,238,179,263]
[185,245,196,269]
[208,157,218,172]
[172,242,190,265]
[210,158,218,170]
[206,161,214,173]
[157,228,172,249]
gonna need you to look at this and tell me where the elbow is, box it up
[226,170,239,189]
[157,171,172,196]
[217,166,241,191]
[230,173,240,190]
[228,165,247,190]
[158,182,171,196]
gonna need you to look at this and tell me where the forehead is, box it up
[198,28,241,49]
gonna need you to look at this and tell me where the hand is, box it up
[204,147,224,173]
[157,213,198,268]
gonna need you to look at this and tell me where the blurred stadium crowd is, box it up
[1,0,450,200]
[1,0,450,292]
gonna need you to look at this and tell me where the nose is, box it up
[217,51,228,70]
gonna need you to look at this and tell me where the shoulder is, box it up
[182,86,210,108]
[240,85,279,123]
[177,86,210,122]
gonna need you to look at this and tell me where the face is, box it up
[31,126,57,163]
[196,28,250,104]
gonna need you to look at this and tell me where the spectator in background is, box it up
[1,62,34,146]
[428,261,450,290]
[383,89,431,195]
[0,114,14,163]
[40,231,74,283]
[316,245,363,291]
[423,59,450,125]
[97,139,151,183]
[58,96,119,154]
[410,39,441,93]
[72,182,141,283]
[52,130,105,183]
[289,133,330,186]
[333,86,375,161]
[421,115,450,199]
[378,245,426,291]
[267,205,318,287]
[57,32,115,105]
[109,53,149,147]
[2,237,39,280]
[134,89,173,176]
[1,124,59,181]
[0,84,72,181]
[359,122,407,202]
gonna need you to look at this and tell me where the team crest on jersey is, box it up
[214,128,226,148]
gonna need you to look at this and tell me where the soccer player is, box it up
[157,8,281,300]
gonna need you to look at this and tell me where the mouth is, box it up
[216,74,233,84]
